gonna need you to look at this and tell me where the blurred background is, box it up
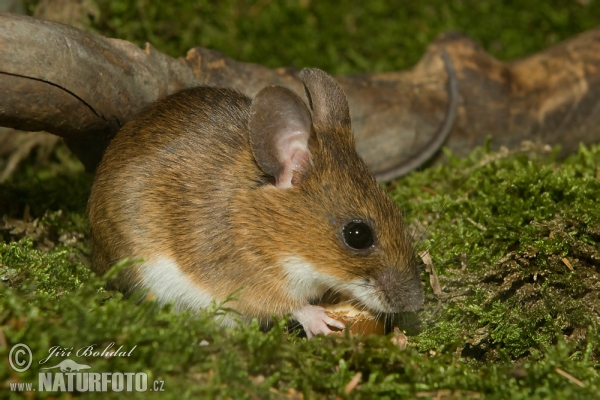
[4,0,600,75]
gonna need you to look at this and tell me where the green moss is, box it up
[84,0,600,74]
[1,142,599,399]
[389,143,600,368]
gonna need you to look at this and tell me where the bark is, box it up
[1,13,599,180]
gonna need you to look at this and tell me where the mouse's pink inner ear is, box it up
[249,86,313,189]
[299,68,351,131]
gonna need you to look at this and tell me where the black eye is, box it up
[343,221,374,250]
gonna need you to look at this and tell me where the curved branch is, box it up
[1,71,109,121]
[2,13,600,180]
[374,49,458,181]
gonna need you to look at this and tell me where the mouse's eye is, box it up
[343,220,374,250]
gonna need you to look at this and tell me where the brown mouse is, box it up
[87,68,424,338]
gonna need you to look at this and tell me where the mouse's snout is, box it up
[370,267,425,313]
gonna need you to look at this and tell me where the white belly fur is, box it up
[138,256,236,326]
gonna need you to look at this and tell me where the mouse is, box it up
[87,68,424,339]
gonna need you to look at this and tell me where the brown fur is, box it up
[87,70,423,321]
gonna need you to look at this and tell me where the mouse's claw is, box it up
[293,304,345,339]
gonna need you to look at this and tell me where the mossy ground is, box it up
[2,1,600,398]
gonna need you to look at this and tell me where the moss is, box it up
[389,142,600,370]
[79,0,600,74]
[1,142,599,399]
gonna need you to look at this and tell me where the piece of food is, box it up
[322,302,386,336]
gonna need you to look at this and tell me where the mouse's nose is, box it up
[372,267,425,312]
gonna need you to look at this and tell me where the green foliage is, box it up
[390,143,600,366]
[0,143,91,217]
[1,238,91,301]
[88,0,600,74]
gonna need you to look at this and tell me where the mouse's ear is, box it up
[249,86,313,189]
[299,68,351,132]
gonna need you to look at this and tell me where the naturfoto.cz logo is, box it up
[7,343,165,393]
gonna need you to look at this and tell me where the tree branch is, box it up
[1,13,599,180]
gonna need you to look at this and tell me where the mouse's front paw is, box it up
[292,305,345,339]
